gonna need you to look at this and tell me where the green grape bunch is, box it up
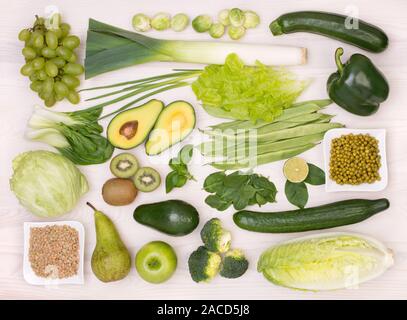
[18,15,84,107]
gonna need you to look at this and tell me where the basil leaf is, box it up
[203,171,226,193]
[305,163,326,185]
[179,144,194,164]
[205,194,231,211]
[285,180,308,209]
[165,171,188,193]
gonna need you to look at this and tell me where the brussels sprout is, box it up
[171,13,189,32]
[243,10,260,29]
[229,8,245,27]
[228,25,246,40]
[192,14,212,33]
[209,22,225,39]
[132,13,151,32]
[218,9,230,26]
[151,12,171,31]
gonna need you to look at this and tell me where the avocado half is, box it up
[107,99,164,149]
[145,101,196,155]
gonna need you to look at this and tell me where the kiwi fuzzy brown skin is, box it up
[110,153,139,178]
[133,167,161,192]
[102,178,138,206]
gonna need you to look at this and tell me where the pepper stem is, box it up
[335,47,345,75]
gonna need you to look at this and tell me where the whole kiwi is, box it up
[102,178,138,206]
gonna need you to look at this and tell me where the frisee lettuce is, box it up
[192,53,307,122]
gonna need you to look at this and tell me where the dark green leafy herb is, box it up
[165,145,195,193]
[203,171,277,211]
[285,180,308,209]
[304,163,325,185]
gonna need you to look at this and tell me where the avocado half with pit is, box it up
[145,101,196,155]
[107,99,164,149]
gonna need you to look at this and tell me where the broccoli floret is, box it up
[220,249,249,279]
[200,218,231,253]
[188,246,222,283]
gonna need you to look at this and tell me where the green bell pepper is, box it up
[327,47,389,116]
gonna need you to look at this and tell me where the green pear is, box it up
[87,202,131,282]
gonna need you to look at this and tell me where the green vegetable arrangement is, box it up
[198,99,344,170]
[203,171,277,211]
[166,145,196,193]
[26,105,114,165]
[10,150,88,217]
[257,232,394,291]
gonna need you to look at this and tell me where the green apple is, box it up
[135,241,177,284]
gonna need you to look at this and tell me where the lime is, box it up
[283,157,309,183]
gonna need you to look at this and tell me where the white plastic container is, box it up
[23,221,85,285]
[323,128,388,192]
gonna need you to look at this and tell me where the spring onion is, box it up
[85,19,307,79]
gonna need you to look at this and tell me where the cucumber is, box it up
[233,198,389,233]
[134,200,199,236]
[269,11,388,53]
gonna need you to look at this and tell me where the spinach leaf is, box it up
[205,194,231,211]
[305,163,326,185]
[203,171,226,193]
[285,180,308,209]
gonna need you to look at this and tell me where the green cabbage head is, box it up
[10,150,89,217]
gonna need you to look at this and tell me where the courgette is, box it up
[233,198,389,233]
[269,11,388,53]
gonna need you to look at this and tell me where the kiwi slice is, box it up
[133,167,161,192]
[110,153,139,178]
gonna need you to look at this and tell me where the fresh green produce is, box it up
[198,99,343,170]
[269,11,388,53]
[18,14,84,107]
[192,15,212,32]
[200,218,231,253]
[220,249,249,279]
[87,203,131,283]
[243,11,260,29]
[102,178,138,206]
[134,200,199,236]
[283,157,309,183]
[257,232,394,290]
[228,26,245,40]
[233,198,390,233]
[146,101,195,155]
[135,241,177,284]
[283,159,325,209]
[26,105,114,165]
[151,12,171,31]
[110,153,139,178]
[132,14,151,32]
[327,48,389,116]
[133,167,161,192]
[10,150,88,218]
[192,54,306,122]
[171,13,189,32]
[209,23,225,39]
[229,8,245,27]
[218,9,230,26]
[85,19,306,79]
[107,100,164,150]
[203,171,277,211]
[330,133,381,185]
[166,145,195,193]
[188,246,222,283]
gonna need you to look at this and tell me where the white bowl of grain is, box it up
[23,221,85,285]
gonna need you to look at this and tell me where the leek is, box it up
[85,19,307,79]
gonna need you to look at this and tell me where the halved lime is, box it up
[283,157,309,183]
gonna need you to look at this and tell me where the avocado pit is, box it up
[119,121,138,140]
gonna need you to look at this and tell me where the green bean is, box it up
[210,144,317,170]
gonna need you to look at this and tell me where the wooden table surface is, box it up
[1,0,406,300]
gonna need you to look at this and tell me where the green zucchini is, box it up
[134,200,199,236]
[269,11,388,53]
[233,198,389,233]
